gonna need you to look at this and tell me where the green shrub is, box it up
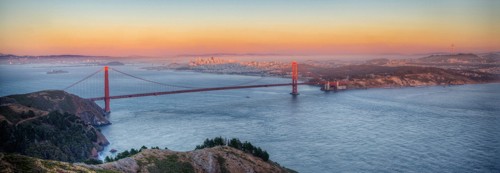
[84,159,103,165]
[195,136,226,149]
[105,146,149,162]
[195,137,270,161]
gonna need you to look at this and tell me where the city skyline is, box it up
[1,0,499,57]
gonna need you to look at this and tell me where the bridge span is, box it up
[88,82,315,101]
[65,61,344,112]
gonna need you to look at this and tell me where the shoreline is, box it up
[155,68,500,91]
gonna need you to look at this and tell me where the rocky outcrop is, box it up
[2,90,109,126]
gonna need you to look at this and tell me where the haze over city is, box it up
[1,0,499,57]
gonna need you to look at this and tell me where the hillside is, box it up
[89,147,295,173]
[417,53,493,64]
[306,65,499,88]
[0,153,101,173]
[0,90,109,162]
[0,111,109,162]
[482,53,500,62]
[0,147,296,173]
[1,90,109,126]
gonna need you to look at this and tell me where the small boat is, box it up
[110,149,117,153]
[246,96,250,98]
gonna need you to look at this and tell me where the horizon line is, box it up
[2,51,500,58]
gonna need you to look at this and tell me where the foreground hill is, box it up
[88,147,295,173]
[0,147,296,173]
[0,90,109,162]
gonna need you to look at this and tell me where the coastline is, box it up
[144,67,500,91]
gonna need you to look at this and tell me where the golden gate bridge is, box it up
[63,61,342,113]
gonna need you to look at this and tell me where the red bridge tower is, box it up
[291,61,299,95]
[104,66,110,113]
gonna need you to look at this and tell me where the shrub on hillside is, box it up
[195,137,270,161]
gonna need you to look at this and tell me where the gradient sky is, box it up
[0,0,499,56]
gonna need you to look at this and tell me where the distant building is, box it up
[321,81,348,91]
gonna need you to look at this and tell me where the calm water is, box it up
[1,64,499,173]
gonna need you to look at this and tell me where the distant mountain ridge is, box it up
[418,53,500,64]
[174,52,284,57]
[0,54,110,58]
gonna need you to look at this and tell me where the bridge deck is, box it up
[88,82,316,101]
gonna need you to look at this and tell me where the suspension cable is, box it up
[111,68,198,89]
[228,76,266,86]
[63,69,103,90]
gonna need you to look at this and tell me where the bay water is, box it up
[1,64,499,172]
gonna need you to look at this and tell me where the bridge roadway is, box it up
[88,82,317,101]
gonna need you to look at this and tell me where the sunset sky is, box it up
[0,0,499,57]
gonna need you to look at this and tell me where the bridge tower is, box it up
[291,61,299,95]
[104,66,110,113]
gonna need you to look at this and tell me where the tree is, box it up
[193,137,271,161]
[228,138,242,150]
[262,151,269,161]
[105,156,112,162]
[130,148,138,155]
[242,142,254,153]
[213,137,226,146]
[84,159,103,165]
[254,147,263,158]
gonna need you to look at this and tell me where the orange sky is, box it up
[0,1,499,57]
